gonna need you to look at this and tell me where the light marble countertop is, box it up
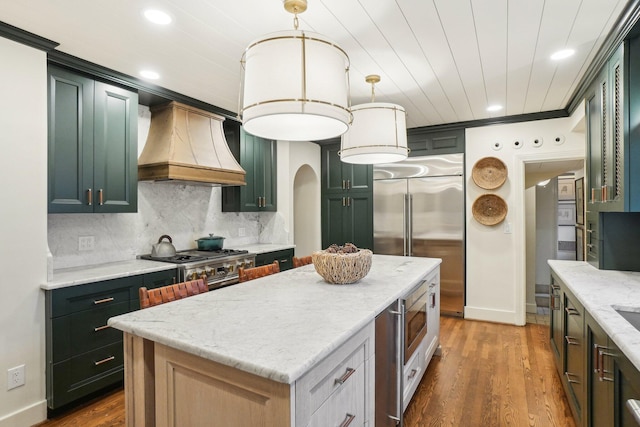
[548,260,640,372]
[41,260,177,291]
[109,254,441,384]
[234,243,296,254]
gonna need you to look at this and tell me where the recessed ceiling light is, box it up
[551,49,575,61]
[144,9,172,25]
[139,70,160,80]
[487,105,503,112]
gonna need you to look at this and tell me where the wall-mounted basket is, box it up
[472,194,508,226]
[472,156,507,189]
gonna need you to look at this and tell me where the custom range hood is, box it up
[138,101,246,186]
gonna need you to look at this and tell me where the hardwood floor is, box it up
[36,317,574,427]
[404,317,575,427]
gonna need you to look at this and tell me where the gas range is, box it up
[140,249,256,290]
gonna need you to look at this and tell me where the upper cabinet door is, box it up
[47,65,138,214]
[48,66,95,213]
[321,142,372,193]
[93,81,138,213]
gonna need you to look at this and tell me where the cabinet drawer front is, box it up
[52,301,129,361]
[51,277,134,317]
[49,341,124,409]
[307,362,365,427]
[296,322,373,426]
[403,340,425,408]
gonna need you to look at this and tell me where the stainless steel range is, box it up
[140,249,256,290]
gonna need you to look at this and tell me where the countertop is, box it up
[41,260,178,291]
[548,260,640,372]
[109,254,441,384]
[40,243,295,290]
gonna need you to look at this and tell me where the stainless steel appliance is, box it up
[374,153,465,316]
[140,249,256,290]
[375,281,430,427]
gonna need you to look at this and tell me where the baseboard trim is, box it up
[464,306,523,325]
[526,303,538,314]
[0,399,47,427]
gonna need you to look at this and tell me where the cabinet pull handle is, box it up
[94,324,110,332]
[593,343,601,374]
[591,188,595,203]
[626,400,640,425]
[98,189,104,205]
[565,336,579,346]
[279,259,288,263]
[94,355,115,366]
[601,185,608,202]
[550,283,560,291]
[342,197,346,207]
[342,180,346,190]
[430,293,436,308]
[335,367,356,385]
[586,229,594,234]
[599,349,616,382]
[339,413,356,427]
[565,307,580,316]
[93,297,114,305]
[347,180,351,190]
[87,188,93,206]
[564,371,580,384]
[347,197,351,207]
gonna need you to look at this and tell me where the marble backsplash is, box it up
[48,182,288,270]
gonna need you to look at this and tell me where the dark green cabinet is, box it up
[255,248,294,271]
[45,268,176,410]
[551,270,640,427]
[406,127,464,157]
[320,142,373,250]
[48,65,138,213]
[222,121,277,212]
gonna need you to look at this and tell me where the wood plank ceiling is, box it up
[0,0,630,129]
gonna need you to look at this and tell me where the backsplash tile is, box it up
[48,182,288,270]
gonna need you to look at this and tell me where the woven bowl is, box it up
[472,194,508,225]
[312,249,373,284]
[472,157,508,190]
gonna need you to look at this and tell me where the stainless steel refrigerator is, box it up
[373,153,465,316]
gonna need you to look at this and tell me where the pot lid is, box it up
[198,234,225,240]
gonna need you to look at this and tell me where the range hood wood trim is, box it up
[138,162,246,186]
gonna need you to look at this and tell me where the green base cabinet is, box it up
[48,65,138,213]
[551,271,640,427]
[222,121,277,212]
[255,248,294,271]
[320,142,373,250]
[45,268,176,410]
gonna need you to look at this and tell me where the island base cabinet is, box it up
[153,343,291,427]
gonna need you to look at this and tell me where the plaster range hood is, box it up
[138,101,246,186]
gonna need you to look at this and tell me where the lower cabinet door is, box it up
[49,341,124,409]
[586,313,613,427]
[612,344,640,427]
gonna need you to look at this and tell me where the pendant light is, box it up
[340,75,408,164]
[240,0,351,142]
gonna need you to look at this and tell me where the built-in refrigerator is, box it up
[373,153,465,316]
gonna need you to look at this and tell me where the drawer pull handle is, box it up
[564,371,580,384]
[564,307,580,316]
[626,399,640,425]
[550,283,560,291]
[565,336,579,346]
[598,349,616,382]
[93,297,114,305]
[335,367,356,385]
[94,324,110,332]
[94,356,115,366]
[339,413,356,427]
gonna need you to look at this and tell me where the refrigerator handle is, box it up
[403,194,408,256]
[407,194,413,257]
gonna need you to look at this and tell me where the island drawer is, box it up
[49,341,124,409]
[295,322,373,426]
[307,359,365,427]
[51,301,130,361]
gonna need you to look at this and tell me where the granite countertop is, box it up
[548,260,640,372]
[109,254,441,384]
[41,260,177,291]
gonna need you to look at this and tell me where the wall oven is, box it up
[404,280,428,364]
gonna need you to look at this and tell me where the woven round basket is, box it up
[472,157,508,189]
[312,249,373,284]
[472,194,508,226]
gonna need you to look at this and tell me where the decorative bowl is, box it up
[312,248,373,284]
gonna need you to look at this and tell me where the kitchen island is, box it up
[108,254,441,427]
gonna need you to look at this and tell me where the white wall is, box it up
[524,187,536,313]
[465,114,585,325]
[0,38,48,426]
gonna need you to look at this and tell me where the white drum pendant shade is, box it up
[242,30,351,141]
[340,102,408,164]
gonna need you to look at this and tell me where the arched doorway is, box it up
[293,165,321,256]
